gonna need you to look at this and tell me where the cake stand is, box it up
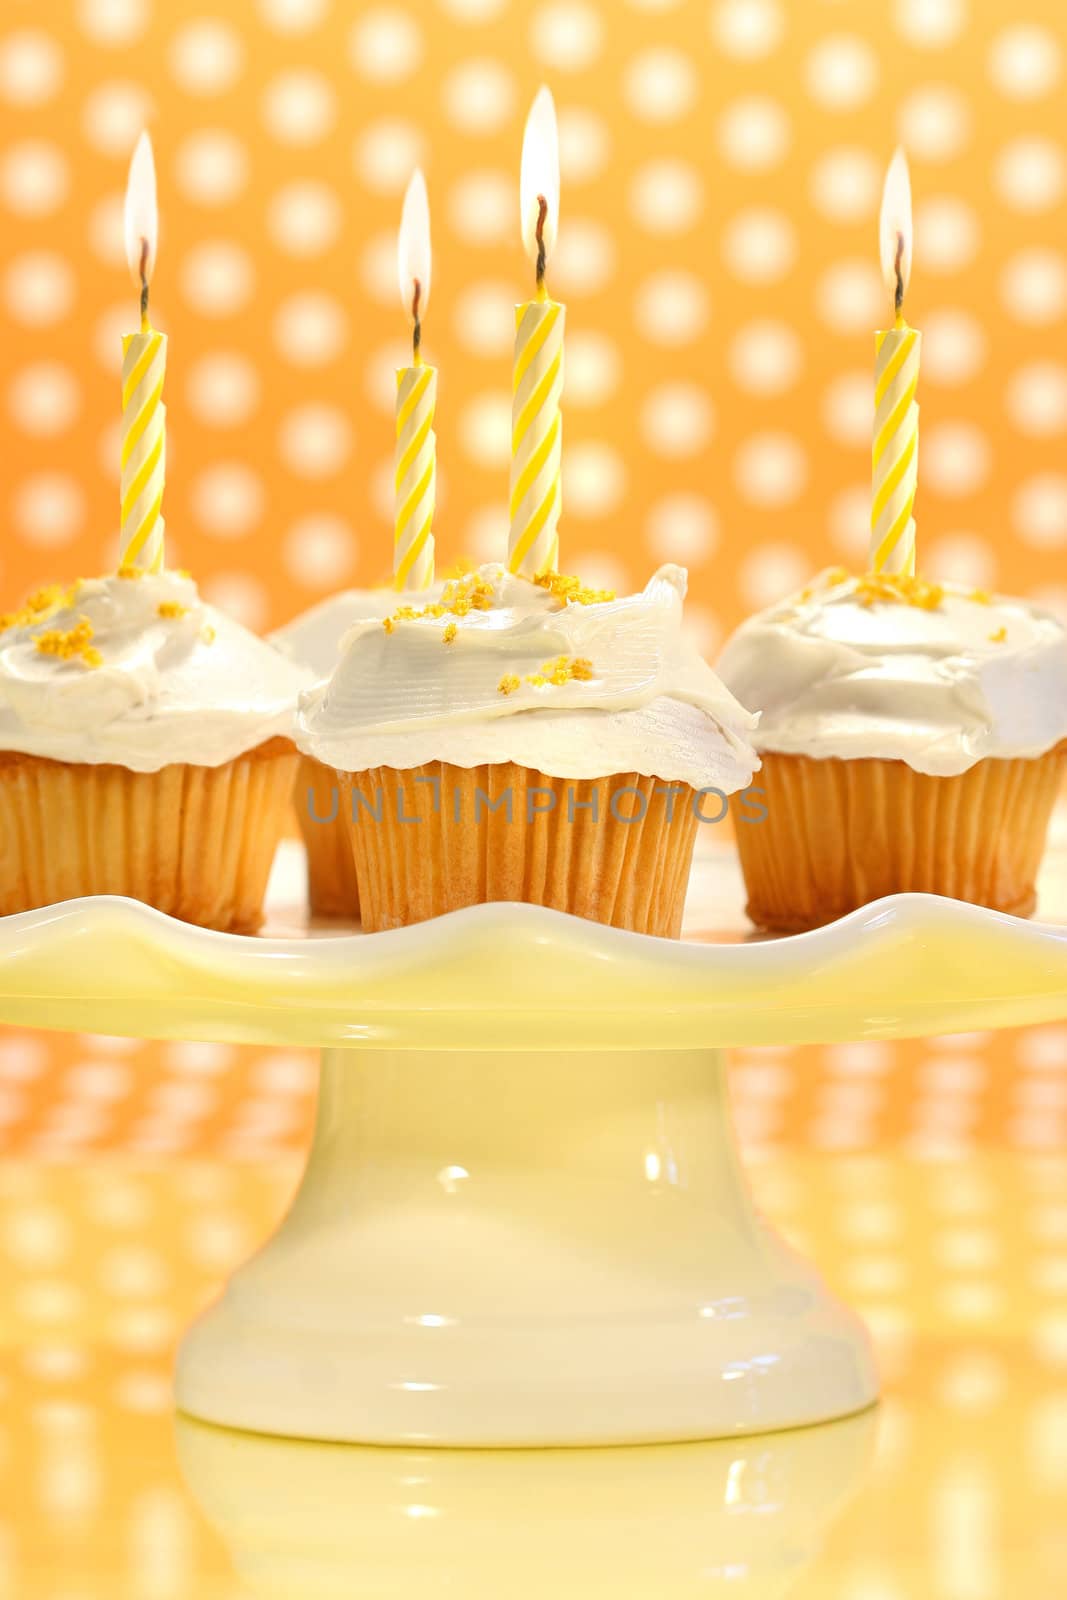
[2,835,1066,1447]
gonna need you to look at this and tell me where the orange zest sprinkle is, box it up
[0,583,73,632]
[855,571,945,612]
[499,655,597,693]
[989,625,1007,643]
[534,571,615,606]
[497,673,521,696]
[442,621,457,644]
[970,589,993,605]
[118,564,145,580]
[34,616,102,669]
[157,601,189,619]
[201,624,216,645]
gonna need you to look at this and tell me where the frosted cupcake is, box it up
[717,568,1067,931]
[0,570,307,931]
[296,564,759,935]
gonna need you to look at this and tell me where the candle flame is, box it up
[879,146,913,313]
[397,168,432,318]
[520,85,559,274]
[124,130,158,287]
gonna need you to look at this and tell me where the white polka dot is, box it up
[0,140,68,216]
[629,159,703,235]
[640,382,714,458]
[551,219,615,295]
[531,2,603,70]
[439,0,508,17]
[717,96,790,171]
[821,370,872,447]
[282,515,357,587]
[897,84,971,162]
[350,9,423,82]
[565,331,622,406]
[994,137,1065,213]
[989,25,1061,100]
[925,533,996,588]
[634,270,709,348]
[564,442,627,517]
[12,473,85,547]
[174,130,248,207]
[169,19,244,95]
[923,422,992,498]
[452,280,516,357]
[623,47,697,123]
[7,251,77,325]
[464,503,508,563]
[262,69,335,144]
[709,0,783,60]
[190,464,265,539]
[921,308,987,385]
[360,231,399,305]
[76,0,148,46]
[7,362,80,437]
[815,259,884,332]
[728,320,803,395]
[1014,474,1067,549]
[739,542,810,607]
[646,494,719,566]
[440,59,515,133]
[459,390,511,468]
[1006,362,1067,436]
[447,170,514,245]
[179,241,255,318]
[734,435,808,509]
[266,181,341,258]
[354,119,425,196]
[806,35,878,110]
[557,108,611,184]
[273,291,349,367]
[164,1041,234,1076]
[257,0,329,31]
[365,338,415,413]
[722,208,795,284]
[94,303,141,375]
[66,1059,135,1100]
[87,192,125,266]
[200,573,269,630]
[279,405,353,479]
[0,30,63,105]
[83,84,155,166]
[1000,249,1067,325]
[915,196,980,276]
[809,146,880,222]
[185,352,260,427]
[893,0,965,48]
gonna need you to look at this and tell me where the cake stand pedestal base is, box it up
[176,1046,877,1445]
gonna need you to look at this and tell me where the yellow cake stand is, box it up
[2,835,1066,1446]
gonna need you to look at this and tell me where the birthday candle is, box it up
[394,169,436,592]
[119,131,166,574]
[870,147,921,577]
[509,86,565,579]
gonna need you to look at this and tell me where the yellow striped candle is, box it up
[509,86,564,579]
[394,169,435,591]
[120,131,166,574]
[870,147,920,577]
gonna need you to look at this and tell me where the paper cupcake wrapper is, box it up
[737,746,1067,933]
[340,762,699,936]
[0,738,297,933]
[295,755,360,919]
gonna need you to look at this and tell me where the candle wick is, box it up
[139,237,150,332]
[894,232,905,316]
[535,194,548,293]
[411,278,422,364]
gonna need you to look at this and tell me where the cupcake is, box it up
[296,564,759,936]
[0,569,307,932]
[272,585,441,919]
[717,567,1067,931]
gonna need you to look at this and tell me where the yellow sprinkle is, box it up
[201,624,216,645]
[534,571,615,606]
[157,601,189,619]
[989,625,1007,643]
[0,583,72,632]
[442,621,457,644]
[970,588,992,605]
[855,571,945,612]
[826,566,849,586]
[382,616,395,634]
[118,564,145,580]
[498,673,521,696]
[34,616,101,668]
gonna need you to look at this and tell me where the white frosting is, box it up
[271,588,406,682]
[0,571,309,771]
[296,564,760,792]
[717,568,1067,776]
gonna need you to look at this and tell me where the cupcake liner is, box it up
[737,745,1067,933]
[295,755,360,919]
[0,737,298,933]
[339,762,700,936]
